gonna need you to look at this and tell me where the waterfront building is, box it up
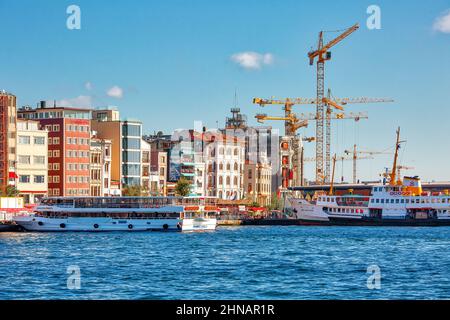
[141,139,151,195]
[89,137,112,196]
[222,108,277,193]
[121,119,142,187]
[0,90,17,193]
[204,131,245,200]
[243,161,272,206]
[15,120,48,203]
[145,132,172,196]
[169,129,206,196]
[91,107,122,195]
[18,102,91,197]
[92,108,144,193]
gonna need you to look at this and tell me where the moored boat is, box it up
[13,196,218,232]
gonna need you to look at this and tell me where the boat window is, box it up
[395,199,399,204]
[376,199,379,203]
[381,199,385,204]
[400,199,404,203]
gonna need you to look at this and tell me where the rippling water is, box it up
[1,226,450,300]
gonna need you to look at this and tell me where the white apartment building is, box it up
[16,120,48,204]
[204,132,245,200]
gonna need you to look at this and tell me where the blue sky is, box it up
[1,0,449,182]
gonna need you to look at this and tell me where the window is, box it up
[18,155,31,164]
[234,148,238,156]
[19,175,30,183]
[53,150,60,157]
[34,175,45,183]
[33,156,45,164]
[234,162,238,171]
[53,137,60,145]
[53,125,60,132]
[18,135,31,144]
[34,136,45,145]
[226,163,231,170]
[53,163,60,170]
[226,176,230,186]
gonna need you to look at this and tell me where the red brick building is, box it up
[18,102,91,196]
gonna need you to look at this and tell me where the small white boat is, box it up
[13,196,218,232]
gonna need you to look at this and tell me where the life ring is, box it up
[93,224,99,229]
[37,221,44,226]
[60,223,66,229]
[177,222,182,230]
[128,224,133,230]
[163,224,169,230]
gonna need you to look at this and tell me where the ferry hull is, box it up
[182,218,217,232]
[14,216,183,232]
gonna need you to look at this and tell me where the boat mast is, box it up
[389,127,401,186]
[329,154,337,195]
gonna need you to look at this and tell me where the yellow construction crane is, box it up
[254,113,308,136]
[254,94,393,183]
[344,144,391,184]
[308,23,360,185]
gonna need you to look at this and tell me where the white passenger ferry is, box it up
[13,196,218,232]
[290,128,450,226]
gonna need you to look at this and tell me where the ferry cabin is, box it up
[14,196,219,232]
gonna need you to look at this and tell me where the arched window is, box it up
[226,148,232,155]
[219,191,223,199]
[219,162,223,170]
[219,147,224,155]
[233,176,238,186]
[226,176,230,186]
[248,183,252,193]
[219,176,223,185]
[234,148,238,156]
[234,162,238,171]
[226,163,231,170]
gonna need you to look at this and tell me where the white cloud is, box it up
[107,85,124,98]
[56,95,92,108]
[84,81,93,91]
[433,10,450,33]
[230,52,274,70]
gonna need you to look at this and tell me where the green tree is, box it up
[1,186,20,197]
[175,178,191,197]
[122,185,143,196]
[269,193,282,210]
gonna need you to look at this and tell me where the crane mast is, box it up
[308,23,360,185]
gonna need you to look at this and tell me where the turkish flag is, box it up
[8,172,18,179]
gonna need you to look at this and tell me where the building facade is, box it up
[204,131,245,200]
[18,102,91,197]
[243,161,272,206]
[91,107,122,195]
[141,139,151,195]
[89,137,112,196]
[16,120,48,203]
[121,120,142,187]
[0,91,17,193]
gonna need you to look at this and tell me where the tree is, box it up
[1,186,20,197]
[268,193,282,211]
[122,185,143,196]
[175,178,191,197]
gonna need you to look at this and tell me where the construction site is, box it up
[250,23,402,197]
